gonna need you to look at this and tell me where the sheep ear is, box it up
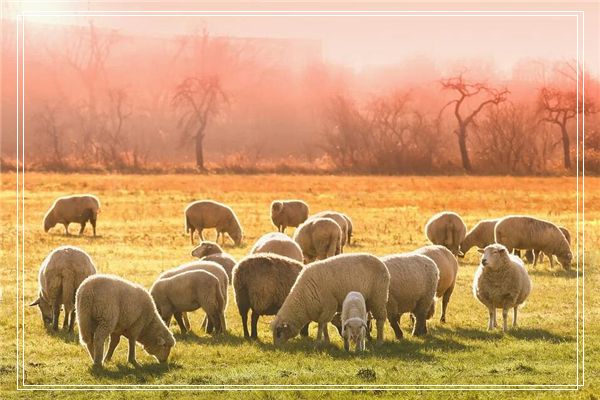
[29,298,41,306]
[156,336,165,346]
[499,248,507,254]
[477,248,485,254]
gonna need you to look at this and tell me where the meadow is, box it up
[0,173,597,399]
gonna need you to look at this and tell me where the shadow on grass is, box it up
[527,267,578,279]
[436,325,574,344]
[89,360,183,381]
[44,325,80,344]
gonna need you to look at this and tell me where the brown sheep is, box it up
[293,217,342,263]
[425,211,467,256]
[191,241,237,281]
[270,200,309,233]
[185,200,243,246]
[43,194,100,236]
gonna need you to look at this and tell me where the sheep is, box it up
[150,270,225,335]
[342,213,354,245]
[271,253,390,346]
[43,194,100,236]
[494,215,572,270]
[232,253,307,340]
[425,211,467,256]
[158,260,228,333]
[473,244,532,332]
[250,232,304,263]
[190,241,237,281]
[270,200,309,233]
[527,226,572,267]
[340,291,368,352]
[309,211,349,250]
[30,246,97,332]
[76,274,175,368]
[412,245,458,323]
[380,253,439,339]
[293,217,342,263]
[185,200,243,246]
[459,218,499,256]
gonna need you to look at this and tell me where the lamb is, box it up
[309,211,349,250]
[425,211,467,256]
[342,213,354,245]
[43,194,100,236]
[527,226,572,267]
[270,200,309,233]
[158,260,228,333]
[150,270,225,335]
[250,232,304,263]
[190,241,237,281]
[412,245,458,323]
[30,246,97,332]
[473,244,532,332]
[380,253,439,338]
[232,253,307,340]
[340,291,368,352]
[76,274,175,367]
[293,217,342,263]
[494,215,572,270]
[459,218,499,256]
[185,200,243,246]
[271,253,390,346]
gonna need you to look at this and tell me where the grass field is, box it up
[0,173,597,399]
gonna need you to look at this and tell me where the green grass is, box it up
[0,173,597,399]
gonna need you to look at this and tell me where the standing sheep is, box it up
[76,274,175,367]
[527,226,572,267]
[309,211,349,250]
[185,200,243,246]
[270,200,309,233]
[30,246,97,332]
[413,245,458,323]
[293,217,342,263]
[271,253,390,346]
[191,241,237,281]
[425,211,467,256]
[43,194,100,236]
[380,253,439,338]
[340,291,368,352]
[459,218,499,256]
[150,270,225,335]
[250,232,304,263]
[494,215,572,270]
[232,253,307,340]
[473,244,532,331]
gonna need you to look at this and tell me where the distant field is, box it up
[0,173,597,399]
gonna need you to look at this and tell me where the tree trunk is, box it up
[195,134,205,170]
[456,125,472,172]
[560,124,571,170]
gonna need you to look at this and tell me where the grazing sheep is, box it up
[342,214,354,245]
[309,211,349,250]
[293,217,342,263]
[232,253,307,340]
[270,200,309,233]
[250,232,304,263]
[380,253,439,338]
[158,260,228,333]
[43,194,100,236]
[76,274,175,367]
[425,211,467,256]
[30,246,97,332]
[271,253,390,346]
[340,291,368,352]
[150,270,225,335]
[495,215,572,270]
[185,200,243,246]
[473,244,532,332]
[191,241,236,281]
[413,245,458,323]
[459,218,499,256]
[527,226,572,267]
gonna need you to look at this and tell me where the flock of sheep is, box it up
[31,194,573,368]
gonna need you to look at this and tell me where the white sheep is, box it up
[293,217,342,263]
[250,232,304,263]
[340,291,368,352]
[31,246,97,332]
[473,244,532,332]
[190,241,237,281]
[425,211,467,256]
[309,211,349,250]
[76,274,175,367]
[270,200,309,233]
[380,253,439,338]
[185,200,243,246]
[495,215,572,270]
[459,218,499,256]
[43,194,100,236]
[271,253,390,346]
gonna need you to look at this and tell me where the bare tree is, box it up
[440,73,509,172]
[32,102,65,167]
[98,88,132,167]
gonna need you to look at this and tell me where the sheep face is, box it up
[143,335,174,363]
[271,202,284,219]
[557,251,573,271]
[30,296,52,325]
[479,244,509,270]
[191,241,221,258]
[271,319,298,345]
[229,228,243,247]
[342,318,367,347]
[43,212,56,232]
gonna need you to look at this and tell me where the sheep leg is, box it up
[375,318,385,345]
[316,323,324,341]
[240,307,250,339]
[513,307,518,328]
[173,312,188,334]
[322,324,330,343]
[78,221,86,235]
[300,323,309,337]
[64,223,70,236]
[441,286,454,323]
[62,309,70,330]
[199,229,204,241]
[250,311,260,339]
[388,314,403,340]
[68,309,76,332]
[533,250,539,267]
[104,333,121,363]
[549,254,555,269]
[90,214,97,237]
[52,303,61,331]
[487,307,495,330]
[343,336,350,351]
[182,312,191,331]
[92,326,110,367]
[502,308,509,332]
[189,227,195,245]
[412,312,428,337]
[200,315,209,332]
[127,337,141,367]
